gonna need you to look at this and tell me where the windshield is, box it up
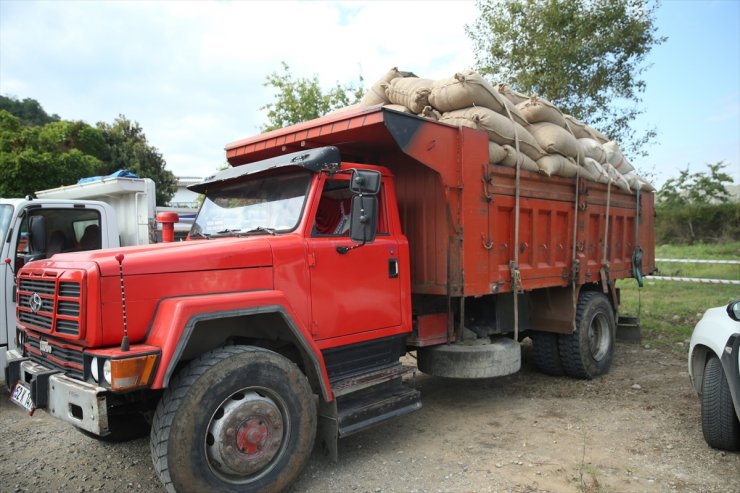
[0,205,12,244]
[191,170,312,237]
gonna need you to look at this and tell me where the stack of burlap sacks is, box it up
[353,67,654,192]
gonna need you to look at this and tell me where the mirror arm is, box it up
[336,241,366,255]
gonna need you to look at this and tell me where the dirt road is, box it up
[2,342,738,492]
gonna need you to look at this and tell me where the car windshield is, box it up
[191,170,312,237]
[0,205,12,244]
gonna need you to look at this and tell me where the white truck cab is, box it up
[0,198,120,372]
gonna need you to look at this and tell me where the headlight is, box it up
[91,357,99,382]
[103,360,112,386]
[16,329,26,349]
[87,353,158,391]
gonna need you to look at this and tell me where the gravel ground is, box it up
[1,341,738,493]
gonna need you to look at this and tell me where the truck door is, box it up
[308,177,403,340]
[0,203,15,368]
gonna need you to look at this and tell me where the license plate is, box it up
[10,381,35,415]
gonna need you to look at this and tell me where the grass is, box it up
[617,241,740,349]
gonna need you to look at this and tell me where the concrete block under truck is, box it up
[5,106,655,493]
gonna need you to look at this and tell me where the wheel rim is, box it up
[587,312,611,361]
[205,387,289,483]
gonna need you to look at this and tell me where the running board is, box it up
[318,366,421,462]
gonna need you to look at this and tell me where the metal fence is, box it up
[646,258,740,285]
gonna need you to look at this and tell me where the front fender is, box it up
[144,290,331,400]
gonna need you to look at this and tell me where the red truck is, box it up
[5,106,655,493]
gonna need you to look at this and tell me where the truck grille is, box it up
[25,333,85,380]
[17,273,84,339]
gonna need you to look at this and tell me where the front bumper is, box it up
[5,349,110,435]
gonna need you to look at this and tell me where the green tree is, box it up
[97,115,176,205]
[656,162,738,244]
[466,0,665,158]
[260,62,364,132]
[0,107,176,205]
[0,95,60,126]
[658,162,733,206]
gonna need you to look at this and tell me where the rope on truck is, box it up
[501,98,524,343]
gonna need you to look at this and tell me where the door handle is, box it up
[388,258,399,278]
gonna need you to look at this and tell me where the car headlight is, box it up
[103,360,112,386]
[16,329,26,350]
[91,357,99,382]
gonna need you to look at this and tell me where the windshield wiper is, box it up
[189,231,211,239]
[242,226,277,236]
[208,228,243,237]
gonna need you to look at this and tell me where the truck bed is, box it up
[226,107,655,298]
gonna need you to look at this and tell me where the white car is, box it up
[688,300,740,451]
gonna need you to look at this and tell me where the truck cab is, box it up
[0,198,118,373]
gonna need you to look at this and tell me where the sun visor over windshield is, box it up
[189,146,341,194]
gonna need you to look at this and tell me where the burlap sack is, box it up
[437,114,480,130]
[604,162,631,192]
[360,67,416,106]
[488,141,507,164]
[563,115,609,143]
[563,115,591,139]
[500,97,529,126]
[429,71,505,114]
[418,106,442,121]
[536,154,579,178]
[383,103,412,113]
[440,107,544,161]
[623,172,656,192]
[586,125,609,144]
[516,97,567,128]
[385,78,433,114]
[499,145,540,172]
[528,122,581,160]
[581,157,610,184]
[496,83,530,105]
[578,138,607,164]
[603,141,635,174]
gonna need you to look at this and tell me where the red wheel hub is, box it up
[237,419,269,455]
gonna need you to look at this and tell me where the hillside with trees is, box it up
[0,96,176,205]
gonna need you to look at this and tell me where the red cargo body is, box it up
[227,106,655,312]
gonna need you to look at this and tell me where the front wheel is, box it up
[701,356,740,451]
[558,291,616,379]
[150,346,316,493]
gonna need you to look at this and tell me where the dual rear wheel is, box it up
[531,291,616,379]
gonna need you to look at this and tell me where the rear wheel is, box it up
[150,346,316,493]
[558,291,615,379]
[701,356,740,451]
[530,331,565,376]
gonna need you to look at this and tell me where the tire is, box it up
[701,356,740,451]
[150,346,316,493]
[558,291,615,379]
[530,331,565,376]
[78,412,150,442]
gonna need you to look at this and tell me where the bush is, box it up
[655,202,740,244]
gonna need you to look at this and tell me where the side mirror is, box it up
[350,169,381,195]
[349,195,378,244]
[727,300,740,322]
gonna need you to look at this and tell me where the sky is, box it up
[0,0,738,188]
